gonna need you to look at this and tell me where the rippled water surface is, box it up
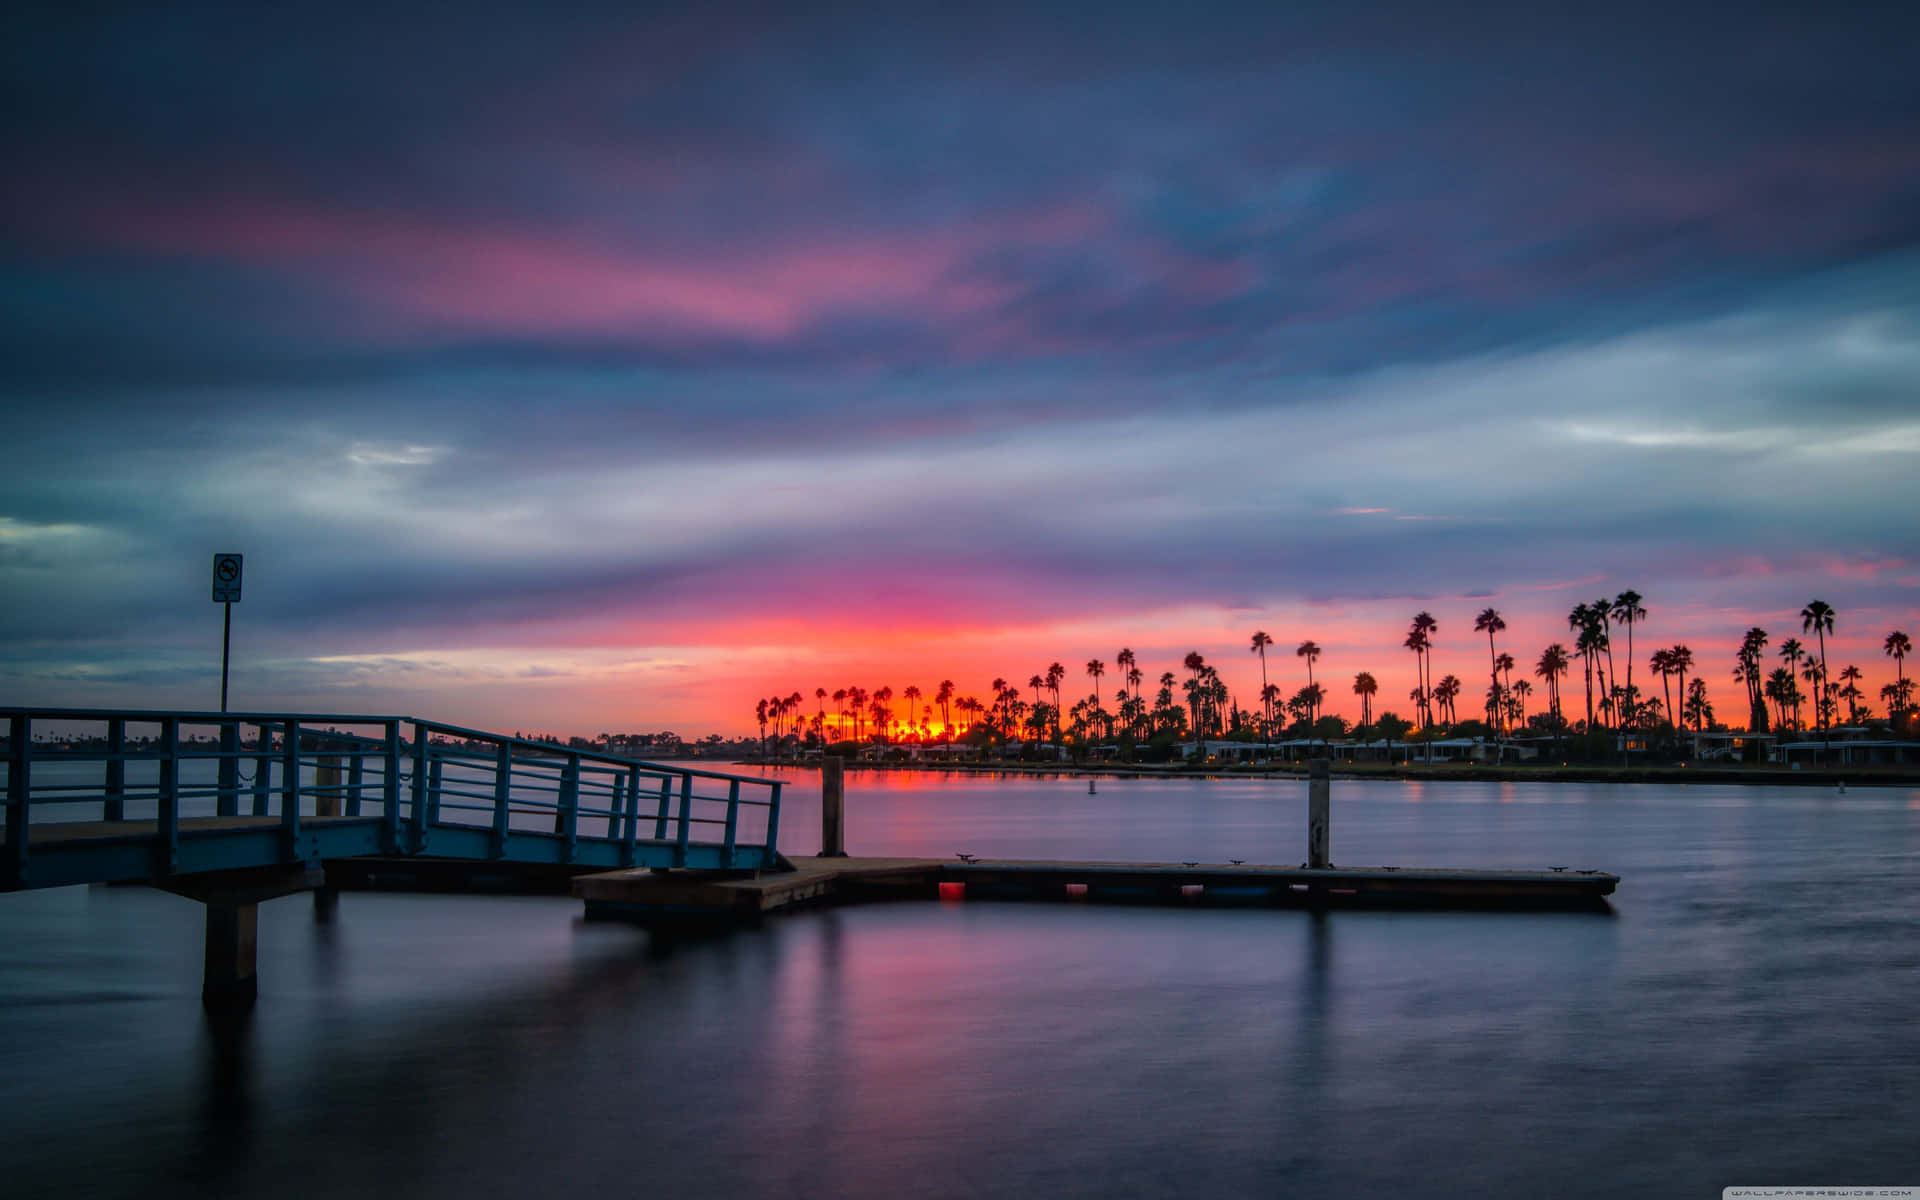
[3,769,1918,1198]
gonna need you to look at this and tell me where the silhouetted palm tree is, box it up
[1353,671,1378,729]
[1886,630,1911,707]
[936,680,954,740]
[1778,639,1804,729]
[1117,647,1138,712]
[1474,607,1506,731]
[1295,640,1321,722]
[1535,644,1570,729]
[1612,591,1646,726]
[1247,632,1273,731]
[1801,600,1836,740]
[1837,665,1864,724]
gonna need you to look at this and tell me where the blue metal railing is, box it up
[0,708,784,891]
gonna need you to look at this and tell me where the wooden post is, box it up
[1308,757,1331,869]
[821,756,846,857]
[203,901,259,1012]
[315,753,341,818]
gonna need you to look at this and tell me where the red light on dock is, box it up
[938,881,966,901]
[1064,882,1089,898]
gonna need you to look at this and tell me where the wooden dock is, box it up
[575,856,1619,921]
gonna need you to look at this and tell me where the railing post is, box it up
[674,774,693,866]
[346,752,365,817]
[216,721,240,817]
[653,776,672,841]
[762,781,783,868]
[558,755,580,863]
[723,780,740,868]
[621,769,639,866]
[6,715,29,889]
[280,721,301,855]
[409,722,429,853]
[104,717,125,822]
[157,717,179,876]
[426,756,444,825]
[251,724,271,817]
[490,742,512,859]
[381,720,402,854]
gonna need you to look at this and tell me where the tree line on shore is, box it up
[753,594,1916,759]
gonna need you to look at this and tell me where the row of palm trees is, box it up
[752,602,1915,751]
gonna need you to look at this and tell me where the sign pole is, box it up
[221,601,232,713]
[211,553,244,713]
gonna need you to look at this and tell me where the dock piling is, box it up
[1308,758,1331,869]
[821,756,846,857]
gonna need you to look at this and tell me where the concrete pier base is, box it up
[157,864,323,1012]
[202,901,258,1012]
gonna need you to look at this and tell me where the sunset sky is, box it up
[4,1,1918,736]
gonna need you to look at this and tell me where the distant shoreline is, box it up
[735,758,1920,788]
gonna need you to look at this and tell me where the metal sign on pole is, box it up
[212,554,243,711]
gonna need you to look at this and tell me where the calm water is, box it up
[3,769,1918,1198]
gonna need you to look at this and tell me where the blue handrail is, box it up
[0,708,784,891]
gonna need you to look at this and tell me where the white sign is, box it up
[212,553,243,603]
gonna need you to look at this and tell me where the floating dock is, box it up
[575,855,1619,921]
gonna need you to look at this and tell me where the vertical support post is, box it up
[1308,757,1331,870]
[280,721,301,850]
[653,775,672,841]
[490,742,512,859]
[381,720,402,854]
[346,752,364,817]
[621,769,640,866]
[763,781,783,869]
[315,751,341,818]
[723,780,740,867]
[820,756,846,857]
[220,601,233,713]
[6,714,29,889]
[251,724,270,817]
[674,774,693,866]
[202,900,257,1012]
[409,722,429,853]
[157,717,179,876]
[558,755,580,862]
[425,757,444,825]
[104,717,125,822]
[216,722,240,817]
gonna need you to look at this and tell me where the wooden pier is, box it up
[575,855,1619,921]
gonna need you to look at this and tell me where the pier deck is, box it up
[575,856,1620,920]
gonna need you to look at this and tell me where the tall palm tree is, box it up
[1801,600,1836,744]
[815,688,828,748]
[1117,648,1138,712]
[1511,679,1532,729]
[1495,652,1516,732]
[1778,639,1804,729]
[755,698,769,755]
[1085,659,1106,714]
[1886,630,1912,707]
[1837,665,1864,724]
[1353,671,1378,729]
[1404,627,1431,729]
[902,686,922,740]
[1649,648,1675,734]
[1669,645,1694,732]
[1684,678,1713,732]
[1029,674,1045,711]
[1295,639,1320,700]
[1611,591,1646,726]
[1045,663,1066,741]
[1474,607,1507,731]
[1535,644,1570,727]
[936,680,955,740]
[1434,674,1462,725]
[1409,612,1438,756]
[1736,628,1769,732]
[1249,632,1274,731]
